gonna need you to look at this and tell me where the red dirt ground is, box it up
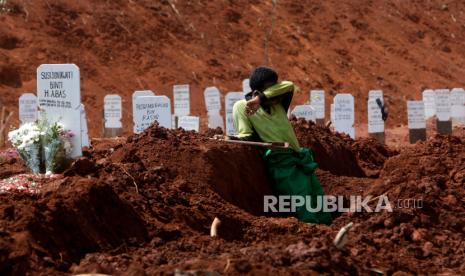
[1,1,465,275]
[0,122,464,275]
[2,0,465,138]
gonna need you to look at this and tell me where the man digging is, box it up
[230,66,332,224]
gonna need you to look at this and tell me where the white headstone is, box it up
[368,98,384,133]
[204,86,221,112]
[291,105,316,122]
[132,90,155,103]
[133,96,171,133]
[80,104,89,148]
[173,84,190,116]
[178,116,200,132]
[450,88,465,125]
[368,90,383,100]
[422,89,435,119]
[37,64,82,158]
[132,90,155,117]
[243,79,252,96]
[310,90,325,119]
[104,94,122,128]
[18,93,38,125]
[208,111,225,130]
[407,101,426,129]
[225,92,244,135]
[333,93,355,138]
[435,89,451,121]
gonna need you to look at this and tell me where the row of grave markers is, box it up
[407,88,465,143]
[17,64,465,159]
[130,79,255,136]
[118,87,465,143]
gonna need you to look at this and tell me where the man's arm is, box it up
[260,81,295,112]
[230,100,256,141]
[262,81,295,99]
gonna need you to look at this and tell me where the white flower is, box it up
[8,115,75,174]
[8,123,42,149]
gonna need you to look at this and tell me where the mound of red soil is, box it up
[345,135,465,273]
[0,178,148,275]
[351,136,399,177]
[0,150,27,178]
[0,125,276,274]
[373,134,465,198]
[99,125,275,222]
[453,125,465,137]
[0,123,464,274]
[293,118,397,177]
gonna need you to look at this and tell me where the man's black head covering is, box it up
[249,66,278,92]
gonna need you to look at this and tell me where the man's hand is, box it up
[246,96,261,115]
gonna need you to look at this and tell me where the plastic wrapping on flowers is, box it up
[7,123,42,173]
[7,117,74,174]
[44,137,66,174]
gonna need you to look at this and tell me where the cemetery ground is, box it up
[3,0,465,136]
[1,0,465,274]
[0,120,465,275]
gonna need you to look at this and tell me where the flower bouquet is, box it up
[43,122,73,175]
[7,123,43,174]
[8,116,74,175]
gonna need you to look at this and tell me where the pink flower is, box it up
[0,149,20,159]
[62,131,74,138]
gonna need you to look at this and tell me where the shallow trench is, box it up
[205,146,273,217]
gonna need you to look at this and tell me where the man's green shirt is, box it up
[232,81,301,151]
